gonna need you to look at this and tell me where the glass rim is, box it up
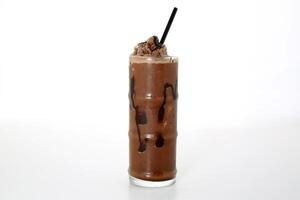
[130,55,178,63]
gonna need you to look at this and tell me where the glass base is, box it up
[129,176,176,188]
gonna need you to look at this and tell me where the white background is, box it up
[0,0,300,199]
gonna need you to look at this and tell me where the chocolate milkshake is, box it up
[129,36,178,187]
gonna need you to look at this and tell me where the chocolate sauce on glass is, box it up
[129,76,147,152]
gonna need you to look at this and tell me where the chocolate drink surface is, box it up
[129,55,178,182]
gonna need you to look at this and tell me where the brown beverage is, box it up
[129,36,178,187]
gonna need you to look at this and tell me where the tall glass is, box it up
[128,55,178,187]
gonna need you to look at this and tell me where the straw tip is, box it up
[159,7,178,45]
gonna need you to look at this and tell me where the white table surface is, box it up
[0,121,299,200]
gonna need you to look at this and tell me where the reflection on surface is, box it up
[128,183,177,200]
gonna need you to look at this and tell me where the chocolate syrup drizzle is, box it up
[130,76,147,152]
[130,75,178,152]
[158,81,178,123]
[155,133,165,148]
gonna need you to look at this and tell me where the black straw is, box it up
[160,7,178,45]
